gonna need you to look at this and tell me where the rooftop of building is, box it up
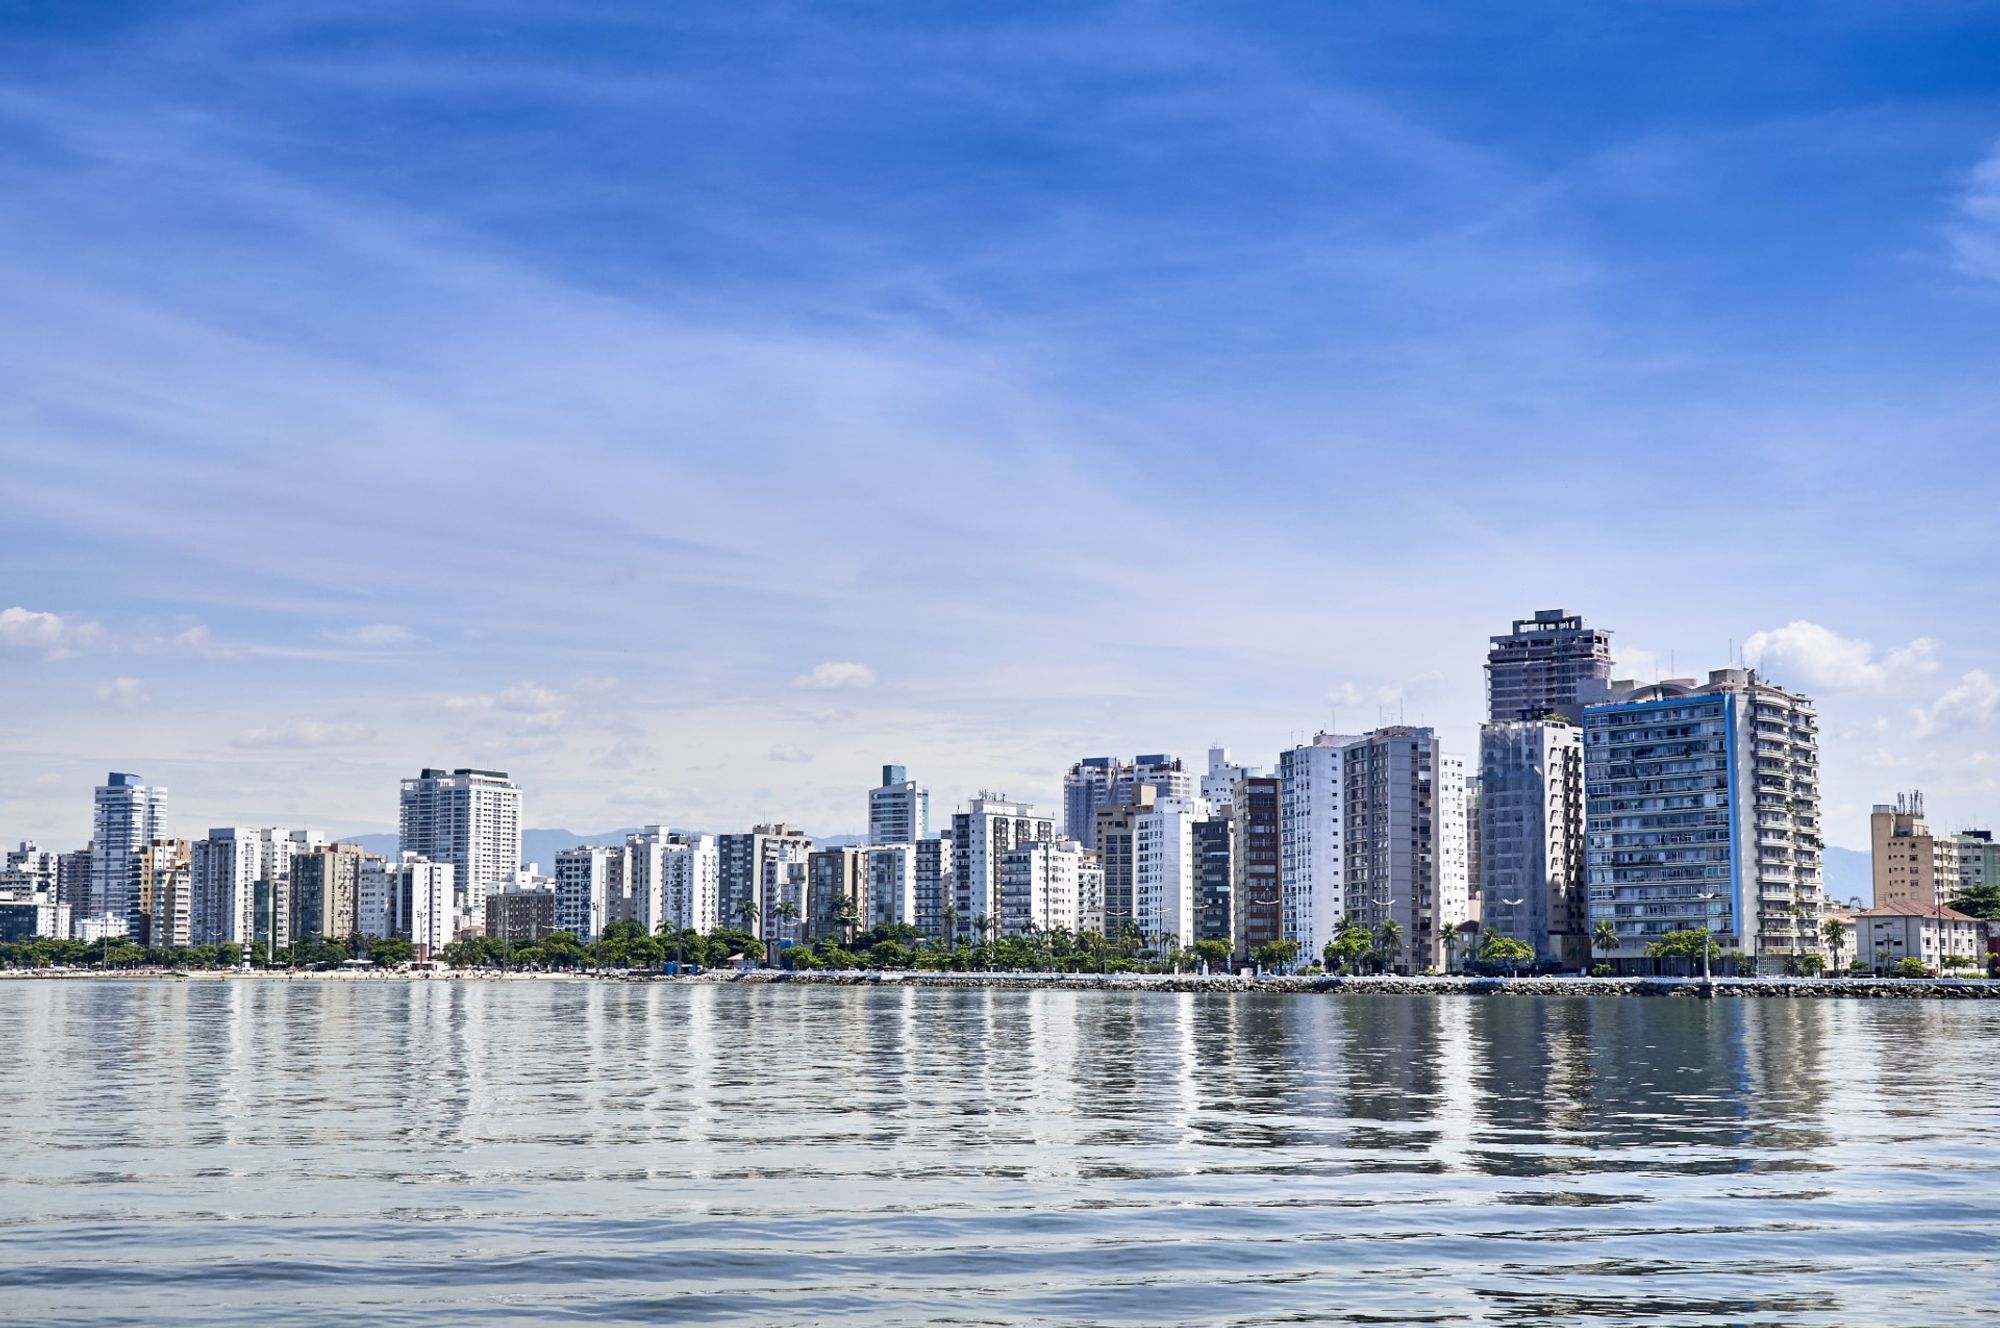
[1852,899,1982,922]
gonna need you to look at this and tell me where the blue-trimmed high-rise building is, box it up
[1582,668,1823,975]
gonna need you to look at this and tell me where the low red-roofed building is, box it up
[1851,899,1985,974]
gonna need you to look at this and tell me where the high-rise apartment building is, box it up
[553,844,626,941]
[1955,829,2000,896]
[1062,755,1193,849]
[389,853,456,960]
[862,842,918,930]
[1091,790,1148,938]
[188,827,321,946]
[868,765,928,846]
[1230,775,1281,962]
[357,855,393,939]
[717,824,811,945]
[1278,733,1356,963]
[914,834,952,938]
[1342,727,1469,973]
[998,837,1091,936]
[1135,795,1209,948]
[292,844,368,944]
[485,887,557,946]
[1871,792,1959,910]
[1194,815,1232,946]
[1479,721,1585,968]
[90,772,167,937]
[398,768,522,924]
[1584,669,1823,975]
[0,842,60,903]
[137,838,191,950]
[1486,610,1614,722]
[952,795,1054,927]
[629,827,718,934]
[805,846,868,943]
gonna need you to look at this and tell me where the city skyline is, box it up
[1,607,1992,855]
[7,6,2000,850]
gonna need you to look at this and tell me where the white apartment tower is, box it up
[1135,796,1209,949]
[398,767,522,924]
[998,837,1091,936]
[554,844,624,941]
[868,765,929,846]
[390,853,456,960]
[864,842,918,929]
[952,795,1054,925]
[1278,734,1357,963]
[90,772,166,935]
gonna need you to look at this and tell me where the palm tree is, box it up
[1822,917,1849,970]
[833,895,861,946]
[1591,919,1618,966]
[941,902,961,951]
[735,899,761,964]
[971,913,992,968]
[1373,919,1403,974]
[771,899,800,959]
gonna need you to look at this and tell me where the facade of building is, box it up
[1342,727,1469,973]
[1955,830,2000,896]
[1279,733,1355,963]
[1134,796,1208,949]
[997,837,1090,935]
[951,796,1054,929]
[398,768,522,925]
[1231,775,1282,962]
[0,842,60,903]
[137,838,192,950]
[357,855,392,939]
[1486,609,1614,722]
[292,844,368,944]
[1199,747,1249,806]
[868,765,928,846]
[1478,720,1586,968]
[1871,792,1959,910]
[0,900,69,942]
[485,887,558,946]
[1852,899,1986,973]
[389,853,456,961]
[90,771,167,938]
[717,824,811,943]
[189,827,322,947]
[805,845,867,943]
[1063,757,1119,850]
[1584,669,1823,975]
[1194,814,1232,946]
[553,844,625,941]
[626,829,718,935]
[863,842,917,930]
[914,835,952,938]
[1092,792,1146,939]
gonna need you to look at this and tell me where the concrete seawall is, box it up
[703,970,2000,999]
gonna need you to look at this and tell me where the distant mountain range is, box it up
[1823,845,1871,907]
[339,827,867,871]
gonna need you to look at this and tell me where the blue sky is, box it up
[4,1,2000,850]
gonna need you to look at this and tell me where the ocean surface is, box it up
[3,980,1997,1326]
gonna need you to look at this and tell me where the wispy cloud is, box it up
[95,676,147,710]
[0,607,100,659]
[1949,141,2000,284]
[233,719,372,749]
[1742,622,1938,693]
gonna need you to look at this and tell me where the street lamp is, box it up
[1500,898,1524,976]
[1696,891,1722,984]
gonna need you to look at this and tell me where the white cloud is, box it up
[0,606,100,659]
[324,623,416,646]
[1950,142,2000,284]
[793,661,877,691]
[1914,670,2000,738]
[445,680,568,733]
[233,719,373,749]
[1741,621,1938,692]
[768,744,816,763]
[95,676,147,709]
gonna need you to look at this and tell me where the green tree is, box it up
[1251,938,1299,972]
[1373,919,1403,974]
[1820,917,1849,966]
[1324,916,1371,975]
[1643,928,1722,976]
[1479,929,1535,972]
[734,900,761,960]
[1948,883,2000,920]
[832,895,861,945]
[770,899,800,960]
[1191,939,1233,973]
[940,903,960,950]
[1893,956,1930,978]
[1591,919,1619,958]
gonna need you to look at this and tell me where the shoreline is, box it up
[3,968,1997,998]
